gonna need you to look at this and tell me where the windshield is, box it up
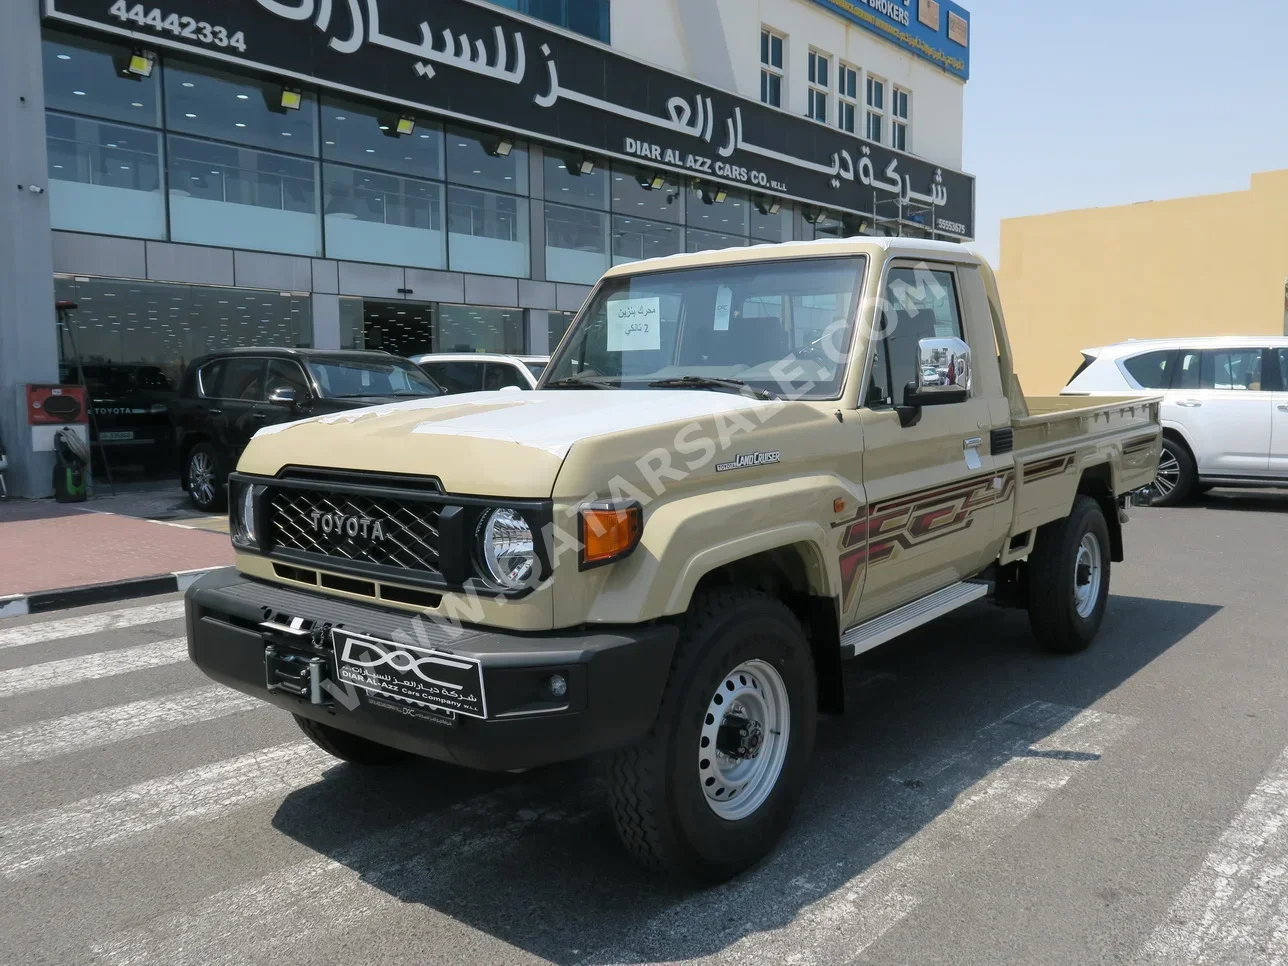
[541,256,865,399]
[308,359,441,398]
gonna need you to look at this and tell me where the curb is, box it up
[0,567,224,619]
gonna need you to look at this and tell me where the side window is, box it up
[1279,349,1288,390]
[266,359,310,397]
[483,364,527,391]
[197,360,226,398]
[1121,350,1177,389]
[220,358,267,401]
[1174,349,1201,390]
[1201,349,1265,391]
[867,266,964,407]
[421,362,484,394]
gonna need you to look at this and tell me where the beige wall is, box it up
[996,169,1288,394]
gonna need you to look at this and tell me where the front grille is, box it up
[269,487,442,576]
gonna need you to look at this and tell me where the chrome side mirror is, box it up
[267,387,298,407]
[914,337,972,396]
[896,337,971,428]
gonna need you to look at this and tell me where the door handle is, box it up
[1175,400,1203,408]
[1278,404,1288,413]
[963,437,983,449]
[207,408,223,415]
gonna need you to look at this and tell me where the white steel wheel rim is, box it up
[698,659,791,821]
[189,452,215,505]
[1154,448,1181,499]
[1073,532,1103,619]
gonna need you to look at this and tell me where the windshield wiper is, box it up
[543,374,618,390]
[647,376,778,400]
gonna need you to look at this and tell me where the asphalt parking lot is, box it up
[1,491,1286,966]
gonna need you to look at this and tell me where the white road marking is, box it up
[0,686,263,768]
[0,601,185,651]
[92,794,592,966]
[0,639,189,699]
[1133,743,1288,965]
[0,741,331,879]
[583,701,1136,966]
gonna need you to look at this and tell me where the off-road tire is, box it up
[1027,495,1111,654]
[1151,438,1196,507]
[608,587,818,883]
[293,714,410,765]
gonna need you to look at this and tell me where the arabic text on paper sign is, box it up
[607,298,662,353]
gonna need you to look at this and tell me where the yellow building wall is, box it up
[996,169,1288,394]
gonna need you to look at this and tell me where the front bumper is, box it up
[185,569,678,771]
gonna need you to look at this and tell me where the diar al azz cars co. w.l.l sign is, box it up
[45,0,976,237]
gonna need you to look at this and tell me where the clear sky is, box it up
[963,0,1288,268]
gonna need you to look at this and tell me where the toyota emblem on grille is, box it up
[310,510,386,542]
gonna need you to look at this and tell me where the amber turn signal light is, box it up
[579,503,643,570]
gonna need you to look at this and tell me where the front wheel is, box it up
[1027,495,1111,654]
[608,588,817,883]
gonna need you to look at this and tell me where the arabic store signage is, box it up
[810,0,970,81]
[43,0,976,238]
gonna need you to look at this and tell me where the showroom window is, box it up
[611,163,684,265]
[444,126,530,276]
[750,197,793,243]
[545,152,610,284]
[686,184,750,253]
[165,60,318,155]
[53,276,311,479]
[43,33,162,126]
[321,96,443,179]
[323,164,446,269]
[487,0,610,43]
[436,304,525,354]
[46,113,166,239]
[167,135,321,255]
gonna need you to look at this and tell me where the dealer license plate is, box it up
[99,431,135,441]
[331,629,487,719]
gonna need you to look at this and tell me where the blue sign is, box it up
[809,0,970,81]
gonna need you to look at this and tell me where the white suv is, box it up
[1063,337,1288,504]
[410,353,549,394]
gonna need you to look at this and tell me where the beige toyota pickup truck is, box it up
[185,238,1161,881]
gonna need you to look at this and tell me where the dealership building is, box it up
[0,0,973,496]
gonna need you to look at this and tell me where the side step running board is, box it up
[840,580,991,658]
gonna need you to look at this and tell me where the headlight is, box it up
[231,483,263,549]
[477,508,536,590]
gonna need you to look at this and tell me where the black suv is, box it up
[170,348,442,511]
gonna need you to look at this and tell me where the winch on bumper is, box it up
[185,569,678,771]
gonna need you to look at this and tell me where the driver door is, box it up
[846,262,1001,626]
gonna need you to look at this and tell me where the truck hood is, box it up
[239,389,777,497]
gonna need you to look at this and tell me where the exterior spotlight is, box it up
[396,116,416,136]
[125,49,155,78]
[489,139,514,157]
[280,88,303,111]
[579,156,595,175]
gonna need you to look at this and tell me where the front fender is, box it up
[554,474,848,626]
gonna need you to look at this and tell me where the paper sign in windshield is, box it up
[714,286,734,331]
[607,297,662,352]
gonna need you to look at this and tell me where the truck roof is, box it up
[600,237,984,279]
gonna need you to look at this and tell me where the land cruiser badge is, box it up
[716,451,782,473]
